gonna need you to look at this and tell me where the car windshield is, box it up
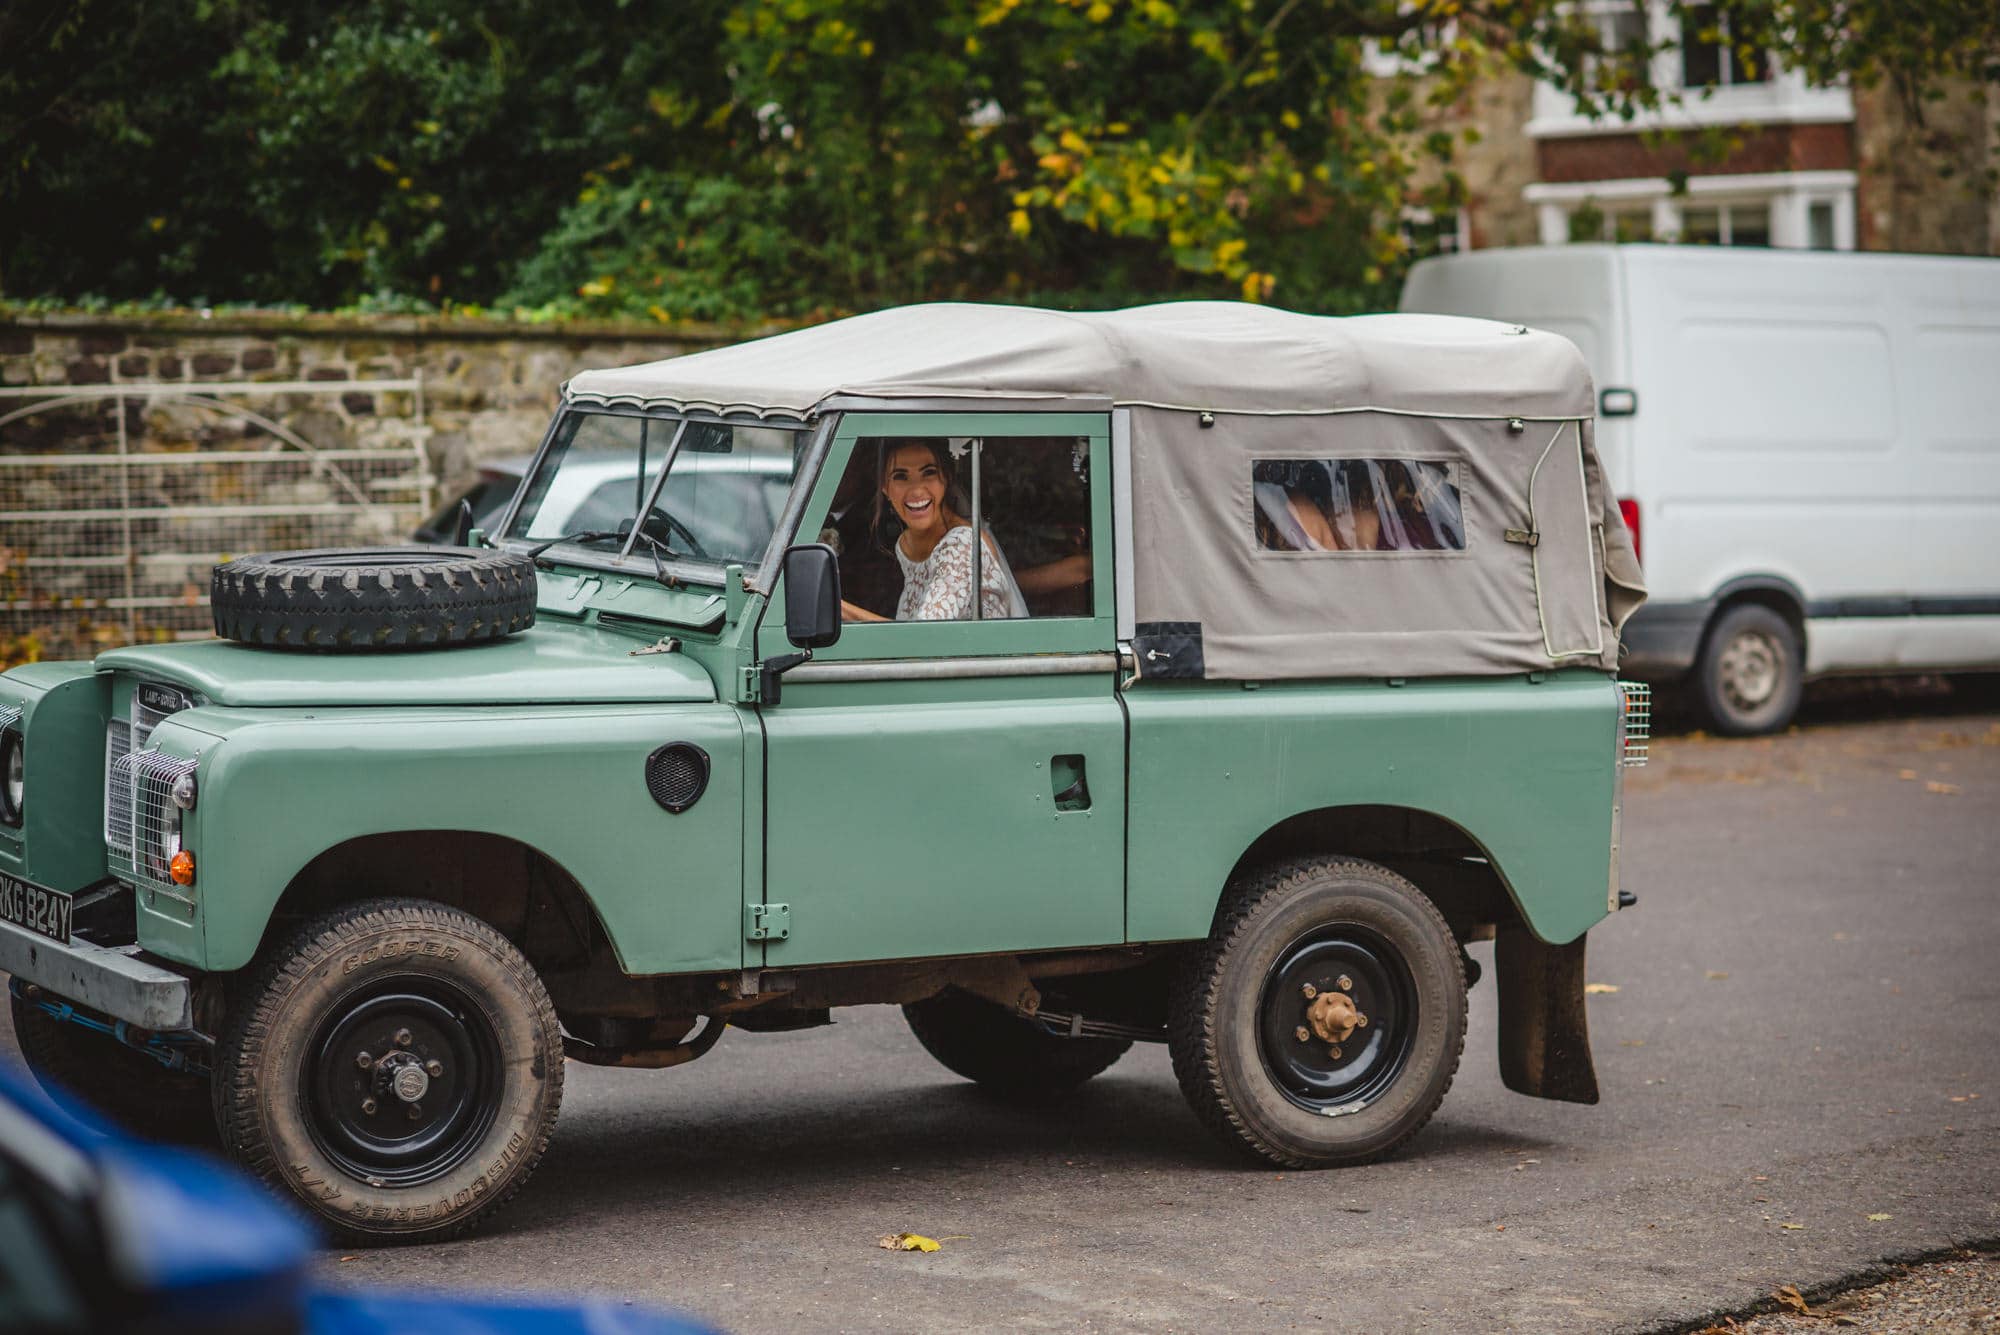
[503,410,808,572]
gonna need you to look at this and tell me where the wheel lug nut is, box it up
[1356,1015,1369,1028]
[1328,1045,1343,1060]
[394,1028,413,1047]
[1301,983,1318,1000]
[1295,1026,1311,1043]
[1338,975,1353,991]
[425,1059,444,1077]
[361,1098,378,1116]
[407,1103,422,1121]
[355,1051,373,1070]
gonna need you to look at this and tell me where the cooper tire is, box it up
[214,899,563,1246]
[903,988,1131,1100]
[210,547,535,651]
[10,995,216,1144]
[1693,602,1803,735]
[1168,858,1466,1168]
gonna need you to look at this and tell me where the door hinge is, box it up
[738,665,761,703]
[745,903,791,941]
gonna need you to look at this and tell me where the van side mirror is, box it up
[782,543,842,649]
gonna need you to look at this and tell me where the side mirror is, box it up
[782,543,842,650]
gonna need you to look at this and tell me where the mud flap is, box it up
[1496,926,1600,1104]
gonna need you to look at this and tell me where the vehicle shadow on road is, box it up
[483,1071,1560,1244]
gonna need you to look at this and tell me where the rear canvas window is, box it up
[1253,459,1466,553]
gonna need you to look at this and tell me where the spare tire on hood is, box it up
[210,547,537,651]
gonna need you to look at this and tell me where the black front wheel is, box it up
[213,899,563,1245]
[1168,858,1466,1167]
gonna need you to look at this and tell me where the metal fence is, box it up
[0,377,434,662]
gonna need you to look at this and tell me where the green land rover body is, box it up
[0,302,1648,1243]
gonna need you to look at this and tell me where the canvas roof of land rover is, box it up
[560,302,1646,679]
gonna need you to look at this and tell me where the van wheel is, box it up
[10,995,215,1144]
[1694,603,1803,735]
[214,899,563,1245]
[1168,858,1465,1167]
[903,989,1131,1100]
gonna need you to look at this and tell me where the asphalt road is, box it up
[16,694,2000,1332]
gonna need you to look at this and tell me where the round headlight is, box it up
[0,730,22,825]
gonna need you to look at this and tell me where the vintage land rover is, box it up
[0,303,1647,1243]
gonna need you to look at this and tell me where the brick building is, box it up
[1414,2,2000,259]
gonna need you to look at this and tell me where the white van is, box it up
[1401,244,2000,733]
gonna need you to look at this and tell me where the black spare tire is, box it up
[211,547,536,651]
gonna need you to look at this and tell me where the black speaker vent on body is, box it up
[645,743,710,814]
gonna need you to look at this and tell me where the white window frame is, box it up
[1525,170,1858,250]
[1526,0,1852,140]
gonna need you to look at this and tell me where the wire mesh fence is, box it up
[0,377,434,663]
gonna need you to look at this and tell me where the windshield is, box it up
[504,410,808,571]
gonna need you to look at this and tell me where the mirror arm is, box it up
[759,650,812,706]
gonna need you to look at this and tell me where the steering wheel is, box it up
[638,506,711,560]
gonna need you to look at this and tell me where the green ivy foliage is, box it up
[3,1,1993,322]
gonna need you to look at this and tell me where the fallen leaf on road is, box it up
[1898,769,1918,780]
[878,1233,942,1253]
[1775,1284,1811,1314]
[1584,982,1619,994]
[1620,1039,1645,1047]
[1706,970,1730,980]
[1779,1222,1806,1230]
[1925,781,1961,795]
[1867,1213,1892,1221]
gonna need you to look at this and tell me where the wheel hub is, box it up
[1258,928,1417,1114]
[305,983,500,1188]
[1719,630,1780,709]
[374,1051,432,1104]
[1306,989,1368,1045]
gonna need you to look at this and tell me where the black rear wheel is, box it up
[1169,858,1465,1167]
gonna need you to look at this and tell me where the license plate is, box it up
[0,873,71,945]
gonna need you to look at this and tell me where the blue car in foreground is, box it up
[0,1062,708,1335]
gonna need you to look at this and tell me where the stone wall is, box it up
[0,311,752,663]
[0,311,747,494]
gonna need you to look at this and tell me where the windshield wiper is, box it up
[523,524,680,587]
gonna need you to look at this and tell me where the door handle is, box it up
[1051,754,1090,812]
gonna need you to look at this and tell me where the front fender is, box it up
[162,703,747,975]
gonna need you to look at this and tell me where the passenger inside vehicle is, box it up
[833,436,1094,622]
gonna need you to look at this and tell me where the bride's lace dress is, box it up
[894,525,1027,621]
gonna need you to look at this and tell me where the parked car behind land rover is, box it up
[0,302,1648,1244]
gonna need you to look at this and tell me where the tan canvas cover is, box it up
[563,302,1645,678]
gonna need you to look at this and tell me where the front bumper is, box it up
[0,917,193,1030]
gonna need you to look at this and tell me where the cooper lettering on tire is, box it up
[1168,857,1467,1167]
[213,899,563,1245]
[210,547,536,651]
